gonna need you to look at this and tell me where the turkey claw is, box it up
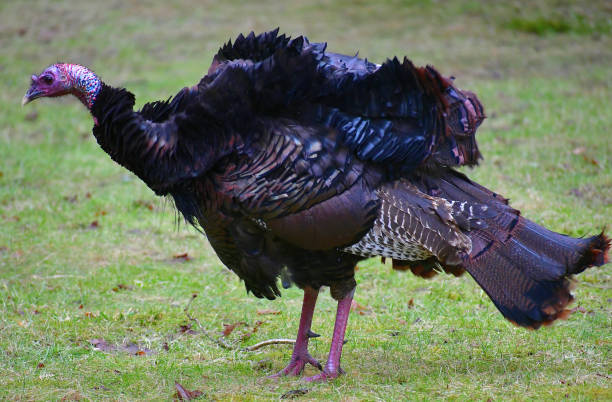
[303,366,344,382]
[268,353,322,378]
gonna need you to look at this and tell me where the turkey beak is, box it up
[22,87,44,106]
[22,76,43,106]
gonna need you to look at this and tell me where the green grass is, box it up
[1,0,611,400]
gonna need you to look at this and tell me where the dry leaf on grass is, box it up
[240,320,264,340]
[178,323,198,335]
[222,321,245,337]
[173,252,191,262]
[350,300,372,315]
[572,146,600,167]
[112,283,133,292]
[174,382,203,400]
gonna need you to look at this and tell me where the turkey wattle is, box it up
[23,29,610,382]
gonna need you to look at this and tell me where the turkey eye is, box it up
[41,75,53,84]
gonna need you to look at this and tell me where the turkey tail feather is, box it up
[413,168,610,329]
[464,222,609,329]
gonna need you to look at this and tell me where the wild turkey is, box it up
[23,29,609,381]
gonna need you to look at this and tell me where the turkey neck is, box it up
[87,82,233,199]
[88,83,176,194]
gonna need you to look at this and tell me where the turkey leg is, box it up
[269,287,322,377]
[304,288,354,382]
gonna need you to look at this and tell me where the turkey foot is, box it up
[303,365,345,382]
[303,288,354,382]
[269,287,321,378]
[270,351,322,377]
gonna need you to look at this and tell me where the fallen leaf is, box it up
[240,320,264,340]
[134,199,155,211]
[581,154,600,167]
[256,309,281,315]
[173,252,191,262]
[280,388,309,399]
[174,381,203,401]
[222,321,245,337]
[350,300,372,315]
[572,147,600,167]
[112,283,132,292]
[179,323,198,335]
[408,298,414,308]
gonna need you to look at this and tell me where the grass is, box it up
[1,0,611,400]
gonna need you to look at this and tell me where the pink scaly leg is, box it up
[304,288,354,382]
[269,287,322,377]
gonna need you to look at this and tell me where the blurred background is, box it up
[0,0,610,399]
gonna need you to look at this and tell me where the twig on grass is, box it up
[244,338,295,351]
[184,293,234,350]
[183,294,296,352]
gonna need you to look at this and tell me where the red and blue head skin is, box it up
[23,63,101,110]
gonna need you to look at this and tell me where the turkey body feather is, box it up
[30,29,609,380]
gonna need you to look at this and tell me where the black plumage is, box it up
[26,29,610,380]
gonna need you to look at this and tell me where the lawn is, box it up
[0,0,611,400]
